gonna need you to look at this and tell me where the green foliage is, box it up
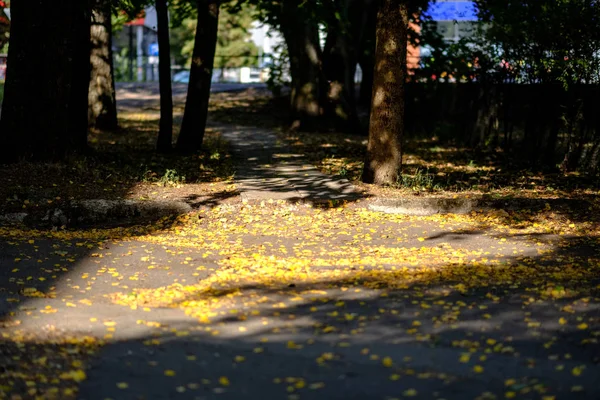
[169,1,259,69]
[113,0,152,19]
[113,47,134,82]
[264,39,290,95]
[169,17,197,66]
[473,0,600,87]
[111,0,154,36]
[158,169,186,187]
[215,3,260,69]
[413,1,600,87]
[397,168,437,192]
[410,18,481,83]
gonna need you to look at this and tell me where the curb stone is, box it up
[368,197,485,216]
[0,212,28,224]
[0,200,192,228]
[367,197,593,216]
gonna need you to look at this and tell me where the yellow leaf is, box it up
[473,365,484,373]
[219,376,230,386]
[59,369,87,382]
[382,357,393,367]
[164,369,176,377]
[117,382,129,389]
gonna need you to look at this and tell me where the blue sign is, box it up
[148,43,159,57]
[424,1,478,21]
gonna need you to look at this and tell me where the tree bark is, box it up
[322,12,359,133]
[156,0,174,152]
[280,0,323,131]
[0,0,91,162]
[89,0,118,130]
[357,0,377,108]
[322,0,374,133]
[362,0,408,185]
[176,0,220,153]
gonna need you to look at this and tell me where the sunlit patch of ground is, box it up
[1,203,599,398]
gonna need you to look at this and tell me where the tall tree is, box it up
[321,0,376,133]
[362,0,408,185]
[156,0,174,152]
[214,3,259,74]
[170,2,258,70]
[89,0,118,130]
[279,0,323,130]
[0,0,91,161]
[176,0,220,153]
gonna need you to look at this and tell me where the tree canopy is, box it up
[170,1,259,69]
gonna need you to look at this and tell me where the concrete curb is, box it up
[1,196,592,228]
[0,200,192,228]
[367,197,593,216]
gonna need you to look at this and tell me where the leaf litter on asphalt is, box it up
[1,201,598,399]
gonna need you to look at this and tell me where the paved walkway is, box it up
[217,124,362,202]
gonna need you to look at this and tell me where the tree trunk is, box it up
[322,0,374,133]
[280,0,323,131]
[0,0,91,162]
[362,0,408,185]
[357,0,377,108]
[89,0,118,130]
[176,0,220,153]
[322,10,360,133]
[156,0,174,152]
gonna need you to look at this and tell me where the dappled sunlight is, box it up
[108,247,599,323]
[281,128,600,196]
[1,202,599,398]
[1,85,598,399]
